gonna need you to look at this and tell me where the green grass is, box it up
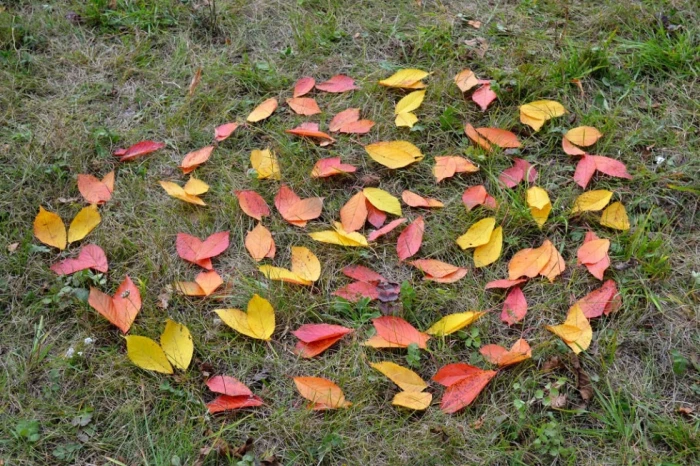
[1,0,699,464]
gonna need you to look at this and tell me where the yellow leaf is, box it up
[473,226,502,268]
[395,90,425,115]
[456,217,496,249]
[454,69,479,93]
[572,190,613,214]
[68,205,101,243]
[364,141,424,169]
[520,100,567,131]
[125,335,174,374]
[258,265,313,286]
[564,126,602,147]
[159,181,206,206]
[395,112,418,128]
[291,246,321,282]
[378,69,429,88]
[250,148,281,180]
[34,207,67,250]
[183,177,209,195]
[246,97,277,123]
[370,361,428,392]
[527,187,551,227]
[246,294,275,340]
[546,304,592,354]
[160,319,193,370]
[215,308,258,339]
[392,391,432,410]
[427,311,485,336]
[363,187,402,216]
[309,225,368,247]
[600,202,630,231]
[333,223,369,246]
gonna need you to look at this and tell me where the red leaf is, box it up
[396,216,424,261]
[113,140,165,162]
[293,76,315,97]
[295,336,346,358]
[591,156,632,180]
[372,316,430,349]
[366,203,387,228]
[367,218,407,241]
[484,278,527,290]
[499,158,537,188]
[77,172,114,205]
[315,75,358,93]
[235,190,270,220]
[274,185,323,227]
[214,122,239,142]
[574,154,597,188]
[472,82,497,111]
[51,244,108,275]
[176,231,229,269]
[577,279,619,318]
[462,185,488,211]
[293,323,353,343]
[439,369,497,414]
[312,157,357,178]
[501,287,527,325]
[342,265,386,283]
[333,281,380,302]
[180,145,215,174]
[206,375,252,397]
[207,395,263,413]
[433,363,484,387]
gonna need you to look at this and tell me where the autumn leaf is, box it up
[34,206,101,250]
[293,376,351,410]
[501,287,527,325]
[180,145,214,173]
[333,265,388,302]
[246,98,278,122]
[214,122,239,142]
[176,231,229,269]
[576,279,621,318]
[401,190,443,208]
[472,82,498,111]
[235,190,270,220]
[367,203,387,228]
[519,100,567,132]
[433,364,497,414]
[274,185,324,227]
[499,158,538,188]
[77,172,114,205]
[216,294,275,340]
[311,157,357,178]
[394,90,425,128]
[126,319,193,373]
[480,339,532,367]
[564,126,602,147]
[508,240,554,280]
[540,239,566,282]
[484,278,527,290]
[206,375,263,413]
[371,361,428,393]
[293,323,352,358]
[286,122,335,146]
[577,232,610,280]
[396,217,424,261]
[462,185,497,211]
[293,76,315,97]
[367,218,407,242]
[51,244,108,275]
[365,141,424,169]
[88,275,141,333]
[573,155,632,188]
[286,97,321,116]
[250,148,281,180]
[427,311,485,336]
[473,226,503,268]
[379,69,429,89]
[329,108,375,134]
[454,69,479,92]
[309,222,369,247]
[363,188,402,216]
[245,223,276,261]
[176,270,223,296]
[409,259,467,283]
[600,201,630,230]
[433,156,479,182]
[465,125,521,150]
[258,246,320,286]
[159,178,209,205]
[340,191,369,232]
[526,186,551,227]
[113,140,165,162]
[546,304,592,354]
[365,316,430,349]
[456,217,496,249]
[315,74,358,93]
[392,391,433,410]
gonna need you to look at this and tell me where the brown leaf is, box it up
[188,67,202,97]
[572,356,593,402]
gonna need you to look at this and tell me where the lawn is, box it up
[1,0,698,464]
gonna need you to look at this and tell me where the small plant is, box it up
[14,419,41,443]
[406,343,422,368]
[459,326,481,350]
[332,297,378,327]
[400,280,416,312]
[531,414,573,458]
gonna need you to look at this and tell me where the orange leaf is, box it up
[245,223,275,262]
[474,127,521,148]
[454,69,479,92]
[293,324,352,358]
[286,97,321,116]
[235,190,270,220]
[409,259,467,283]
[396,216,424,261]
[500,287,527,325]
[485,278,527,289]
[480,339,532,367]
[540,239,566,282]
[340,192,368,232]
[369,316,429,349]
[88,275,141,333]
[246,98,277,123]
[207,395,263,413]
[180,146,215,174]
[293,376,351,409]
[339,119,375,134]
[433,364,496,414]
[401,190,443,208]
[508,240,552,280]
[576,279,620,318]
[113,140,165,162]
[433,155,478,182]
[315,75,358,93]
[311,157,357,178]
[577,238,610,265]
[563,137,587,156]
[275,185,323,227]
[329,108,359,131]
[77,172,114,205]
[176,231,229,269]
[293,76,315,97]
[51,244,108,275]
[367,218,406,241]
[286,122,335,145]
[465,123,491,150]
[214,122,239,142]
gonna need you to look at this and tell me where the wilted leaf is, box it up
[600,201,630,230]
[311,157,357,178]
[315,75,358,93]
[546,304,592,354]
[235,190,270,220]
[286,97,321,116]
[188,67,202,96]
[250,149,281,180]
[216,294,275,340]
[247,98,278,123]
[88,275,141,333]
[180,146,214,173]
[396,216,424,261]
[456,217,495,249]
[501,287,527,325]
[51,244,108,275]
[480,339,532,367]
[77,172,114,205]
[293,377,351,409]
[526,186,551,227]
[427,311,484,336]
[113,140,165,162]
[245,224,275,261]
[365,141,424,169]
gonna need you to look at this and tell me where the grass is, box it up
[1,0,699,464]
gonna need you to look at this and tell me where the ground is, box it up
[1,0,699,464]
